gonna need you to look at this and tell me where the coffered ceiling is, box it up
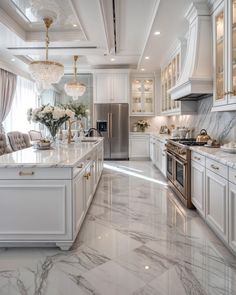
[0,0,207,75]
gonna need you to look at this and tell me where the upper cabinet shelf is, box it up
[212,0,236,111]
[130,77,155,116]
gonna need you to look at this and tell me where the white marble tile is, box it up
[83,260,145,295]
[77,220,142,259]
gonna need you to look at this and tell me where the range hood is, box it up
[169,1,213,101]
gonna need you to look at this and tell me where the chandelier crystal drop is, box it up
[64,56,86,100]
[29,17,64,88]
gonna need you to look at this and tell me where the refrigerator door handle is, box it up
[107,113,110,139]
[110,113,113,138]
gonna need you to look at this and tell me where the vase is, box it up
[46,125,59,143]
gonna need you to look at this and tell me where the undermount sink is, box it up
[80,139,99,143]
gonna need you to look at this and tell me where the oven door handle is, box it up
[175,156,187,166]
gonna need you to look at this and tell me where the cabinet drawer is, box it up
[229,167,236,185]
[0,167,72,180]
[206,158,228,179]
[191,151,205,166]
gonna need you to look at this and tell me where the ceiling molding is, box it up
[98,0,114,54]
[67,0,88,41]
[0,8,26,40]
[0,59,32,80]
[137,0,161,70]
[26,31,85,42]
[114,0,120,54]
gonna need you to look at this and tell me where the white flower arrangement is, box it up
[27,104,75,139]
[136,119,150,131]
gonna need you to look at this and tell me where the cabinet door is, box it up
[94,74,112,103]
[129,136,150,158]
[154,141,161,169]
[191,161,205,216]
[0,179,72,241]
[206,169,228,242]
[84,164,93,209]
[150,139,155,162]
[112,73,128,103]
[73,172,85,237]
[229,182,236,253]
[228,0,236,104]
[213,2,227,106]
[160,144,167,176]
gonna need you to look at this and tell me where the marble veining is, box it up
[0,138,103,168]
[190,146,236,169]
[0,161,236,294]
[168,96,236,143]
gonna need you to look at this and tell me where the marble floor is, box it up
[1,161,236,295]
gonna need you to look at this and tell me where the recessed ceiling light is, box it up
[141,68,145,71]
[154,31,161,35]
[145,56,150,60]
[73,24,77,27]
[110,58,115,62]
[11,58,15,62]
[145,266,150,270]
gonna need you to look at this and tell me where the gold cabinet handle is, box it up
[211,164,219,170]
[19,171,35,176]
[194,157,201,161]
[84,173,89,180]
[77,163,84,168]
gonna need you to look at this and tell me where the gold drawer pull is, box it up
[194,157,201,161]
[211,164,219,170]
[77,163,84,168]
[84,173,89,180]
[19,171,35,176]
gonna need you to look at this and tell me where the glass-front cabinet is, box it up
[161,53,180,114]
[130,78,154,116]
[213,0,236,111]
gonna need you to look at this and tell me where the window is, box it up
[3,76,38,132]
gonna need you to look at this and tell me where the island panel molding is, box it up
[0,139,104,250]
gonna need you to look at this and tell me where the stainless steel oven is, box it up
[166,140,193,208]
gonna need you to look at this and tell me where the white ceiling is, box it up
[0,0,210,75]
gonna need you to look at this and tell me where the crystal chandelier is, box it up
[64,56,86,100]
[29,17,64,89]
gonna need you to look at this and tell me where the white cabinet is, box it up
[129,133,150,159]
[149,135,167,176]
[229,182,236,252]
[191,160,205,217]
[0,179,72,241]
[130,77,155,116]
[73,171,85,238]
[93,72,129,103]
[206,169,228,242]
[212,0,236,111]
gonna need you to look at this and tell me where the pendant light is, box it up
[29,17,64,89]
[64,56,86,100]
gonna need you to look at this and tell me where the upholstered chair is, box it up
[7,131,32,151]
[28,130,42,142]
[0,133,12,156]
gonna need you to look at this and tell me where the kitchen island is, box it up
[0,138,104,250]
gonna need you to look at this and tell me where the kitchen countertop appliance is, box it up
[166,138,205,208]
[94,103,129,160]
[196,129,211,143]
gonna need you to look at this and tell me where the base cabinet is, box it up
[229,182,236,253]
[191,161,205,216]
[150,135,167,177]
[129,133,150,159]
[206,169,228,242]
[0,141,104,250]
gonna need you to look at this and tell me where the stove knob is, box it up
[179,148,186,155]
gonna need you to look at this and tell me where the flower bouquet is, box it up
[136,119,150,132]
[27,105,75,141]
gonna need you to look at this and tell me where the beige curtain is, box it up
[0,69,17,133]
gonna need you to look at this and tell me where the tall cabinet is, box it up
[212,0,236,111]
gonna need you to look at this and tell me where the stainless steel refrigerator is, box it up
[94,103,129,160]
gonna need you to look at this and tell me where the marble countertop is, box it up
[190,146,236,168]
[0,138,103,168]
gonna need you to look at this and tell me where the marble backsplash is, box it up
[168,97,236,143]
[130,116,168,133]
